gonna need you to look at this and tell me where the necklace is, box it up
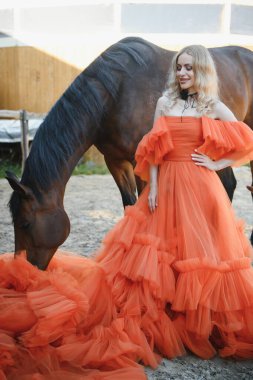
[180,90,198,121]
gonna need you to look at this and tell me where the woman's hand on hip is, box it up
[191,151,217,170]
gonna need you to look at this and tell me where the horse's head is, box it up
[6,172,70,270]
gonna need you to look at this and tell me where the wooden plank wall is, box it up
[0,46,105,165]
[0,46,81,113]
[0,47,19,111]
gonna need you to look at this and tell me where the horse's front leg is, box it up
[247,160,253,244]
[104,156,137,207]
[217,165,253,246]
[247,160,253,194]
[216,167,237,202]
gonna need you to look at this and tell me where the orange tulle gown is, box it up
[1,115,253,379]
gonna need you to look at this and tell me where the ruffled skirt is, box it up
[96,161,253,360]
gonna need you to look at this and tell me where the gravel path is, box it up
[0,167,253,379]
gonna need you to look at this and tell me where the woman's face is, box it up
[176,52,196,93]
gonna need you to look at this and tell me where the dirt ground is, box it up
[0,167,253,379]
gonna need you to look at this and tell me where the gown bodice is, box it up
[162,116,203,162]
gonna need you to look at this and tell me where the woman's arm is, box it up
[148,97,166,212]
[148,165,158,212]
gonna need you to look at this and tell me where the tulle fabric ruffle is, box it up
[0,253,146,379]
[134,116,174,181]
[198,116,253,166]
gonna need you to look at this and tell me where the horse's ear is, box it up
[5,171,33,198]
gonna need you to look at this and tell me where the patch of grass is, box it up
[0,160,109,179]
[72,161,109,175]
[0,161,21,179]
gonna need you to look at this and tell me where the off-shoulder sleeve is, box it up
[134,116,174,181]
[197,116,253,167]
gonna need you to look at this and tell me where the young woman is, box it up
[1,45,253,379]
[96,44,253,362]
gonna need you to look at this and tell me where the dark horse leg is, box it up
[216,167,237,201]
[216,166,253,245]
[135,175,147,197]
[249,160,253,244]
[104,157,137,207]
[217,165,253,245]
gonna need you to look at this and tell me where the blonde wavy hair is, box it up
[162,45,219,115]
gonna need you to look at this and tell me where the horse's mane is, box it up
[9,37,152,219]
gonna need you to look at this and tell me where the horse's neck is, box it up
[24,77,110,199]
[64,140,93,184]
[39,138,93,210]
[24,131,94,207]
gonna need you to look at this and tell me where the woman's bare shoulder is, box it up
[153,96,170,120]
[212,101,237,121]
[156,96,168,108]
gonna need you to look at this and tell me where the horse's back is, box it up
[209,46,253,122]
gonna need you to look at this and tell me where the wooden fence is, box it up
[0,109,106,174]
[0,110,46,173]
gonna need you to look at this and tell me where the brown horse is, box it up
[6,37,253,270]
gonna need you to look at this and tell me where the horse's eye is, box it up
[20,222,30,229]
